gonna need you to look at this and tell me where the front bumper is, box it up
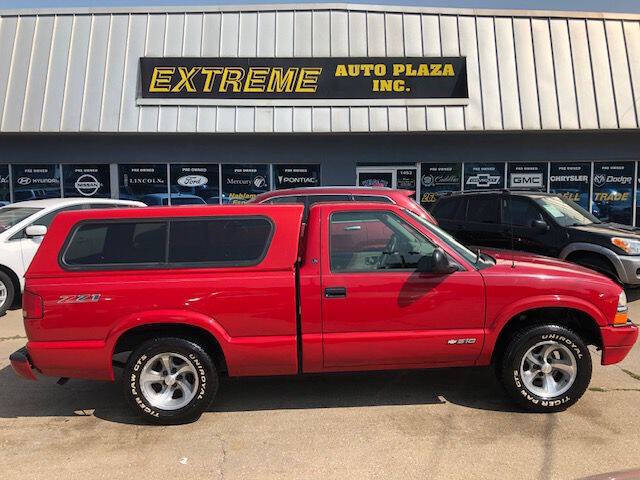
[600,322,639,365]
[9,346,37,380]
[616,255,640,285]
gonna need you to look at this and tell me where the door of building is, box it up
[356,167,417,198]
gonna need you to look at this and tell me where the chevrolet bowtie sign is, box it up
[138,57,468,106]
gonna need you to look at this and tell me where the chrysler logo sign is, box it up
[74,174,101,196]
[177,174,208,187]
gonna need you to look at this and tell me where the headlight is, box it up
[614,290,629,326]
[611,237,640,255]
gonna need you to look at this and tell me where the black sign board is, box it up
[140,57,468,102]
[508,163,548,190]
[222,165,270,204]
[420,163,462,209]
[549,163,591,210]
[170,164,220,205]
[274,165,320,189]
[0,165,9,203]
[119,164,167,204]
[396,169,417,199]
[464,163,505,191]
[592,162,634,225]
[12,164,61,201]
[63,165,111,198]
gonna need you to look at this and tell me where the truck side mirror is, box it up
[416,248,458,274]
[531,219,549,232]
[25,225,47,238]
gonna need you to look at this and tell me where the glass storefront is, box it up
[0,165,9,204]
[222,165,270,204]
[549,162,591,210]
[63,165,111,198]
[170,164,220,205]
[592,162,634,225]
[419,163,462,210]
[118,164,168,204]
[507,162,547,190]
[12,164,61,201]
[463,162,505,191]
[274,164,320,189]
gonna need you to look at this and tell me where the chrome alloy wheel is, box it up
[0,281,7,309]
[139,352,199,410]
[520,341,577,399]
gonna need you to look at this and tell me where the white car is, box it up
[0,198,145,314]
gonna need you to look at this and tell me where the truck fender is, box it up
[559,242,624,278]
[106,309,232,373]
[479,295,607,364]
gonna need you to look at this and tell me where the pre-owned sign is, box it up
[139,57,468,106]
[274,165,320,189]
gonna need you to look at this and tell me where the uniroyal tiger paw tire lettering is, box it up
[123,337,218,425]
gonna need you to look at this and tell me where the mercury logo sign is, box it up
[511,173,543,188]
[253,175,267,188]
[74,174,102,196]
[466,173,501,188]
[177,175,208,187]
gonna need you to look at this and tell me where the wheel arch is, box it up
[489,306,602,366]
[560,243,624,281]
[109,311,230,377]
[0,264,21,308]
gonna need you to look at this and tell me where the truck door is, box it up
[319,206,485,369]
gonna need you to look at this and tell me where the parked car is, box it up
[10,202,637,424]
[250,186,437,224]
[141,193,206,206]
[432,190,640,285]
[0,198,145,315]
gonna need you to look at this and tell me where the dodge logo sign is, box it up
[593,174,607,187]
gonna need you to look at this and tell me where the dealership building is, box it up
[0,3,639,222]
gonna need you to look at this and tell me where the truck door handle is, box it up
[344,225,361,231]
[324,287,347,298]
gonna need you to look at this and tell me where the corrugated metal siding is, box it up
[0,5,638,134]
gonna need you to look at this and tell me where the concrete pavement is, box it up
[0,304,638,480]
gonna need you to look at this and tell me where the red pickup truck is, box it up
[10,203,638,424]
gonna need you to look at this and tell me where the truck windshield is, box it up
[404,209,493,268]
[533,196,600,227]
[0,207,41,233]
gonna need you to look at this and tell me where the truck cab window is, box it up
[330,211,435,272]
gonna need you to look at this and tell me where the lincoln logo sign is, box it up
[139,57,468,105]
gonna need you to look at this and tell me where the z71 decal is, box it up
[57,294,101,304]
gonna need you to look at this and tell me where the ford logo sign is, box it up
[177,175,208,187]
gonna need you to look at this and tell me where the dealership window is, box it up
[12,164,61,201]
[463,163,505,191]
[222,165,270,204]
[507,163,548,190]
[274,164,320,189]
[549,162,591,211]
[168,218,273,265]
[63,221,168,267]
[170,164,220,205]
[63,165,111,198]
[420,163,462,210]
[118,164,168,204]
[592,162,634,225]
[0,165,9,204]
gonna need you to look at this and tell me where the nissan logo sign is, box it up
[74,174,102,196]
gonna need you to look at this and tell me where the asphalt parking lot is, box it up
[0,303,638,480]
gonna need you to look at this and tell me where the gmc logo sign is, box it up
[511,173,543,188]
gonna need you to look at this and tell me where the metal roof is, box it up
[0,3,638,134]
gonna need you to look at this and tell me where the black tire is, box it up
[0,270,15,316]
[499,324,592,413]
[571,254,619,283]
[123,337,218,425]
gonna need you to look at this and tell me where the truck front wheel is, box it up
[123,337,218,424]
[499,324,592,412]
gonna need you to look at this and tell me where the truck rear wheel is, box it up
[123,337,218,424]
[498,324,592,412]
